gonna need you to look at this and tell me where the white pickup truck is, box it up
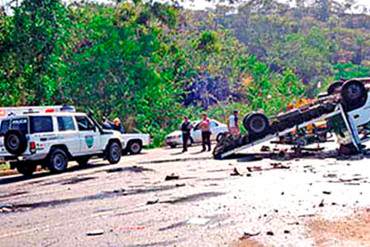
[121,133,151,155]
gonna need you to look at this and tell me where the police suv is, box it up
[0,107,124,176]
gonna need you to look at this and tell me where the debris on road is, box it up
[266,231,274,236]
[260,145,271,152]
[284,230,290,234]
[147,199,159,205]
[270,163,290,169]
[165,174,180,181]
[322,191,331,195]
[319,199,325,207]
[0,204,14,213]
[239,231,260,240]
[86,229,104,236]
[230,168,242,176]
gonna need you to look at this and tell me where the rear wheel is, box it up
[243,112,270,138]
[47,148,69,173]
[16,162,37,177]
[106,142,121,164]
[128,141,142,155]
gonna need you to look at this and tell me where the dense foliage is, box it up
[0,0,369,146]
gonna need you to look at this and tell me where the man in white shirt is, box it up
[228,110,240,136]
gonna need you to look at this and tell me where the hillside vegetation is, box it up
[0,0,369,145]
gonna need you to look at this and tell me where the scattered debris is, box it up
[165,174,180,181]
[270,163,290,169]
[230,168,242,176]
[246,173,252,177]
[261,146,271,152]
[86,229,104,236]
[239,232,260,240]
[319,199,324,207]
[0,204,14,213]
[284,230,290,234]
[266,231,274,236]
[147,199,159,205]
[175,183,186,187]
[322,191,331,195]
[281,192,285,195]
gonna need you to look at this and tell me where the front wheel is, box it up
[106,142,121,164]
[47,148,69,173]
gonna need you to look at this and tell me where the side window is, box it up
[0,120,10,136]
[75,116,95,131]
[11,118,28,134]
[57,116,76,131]
[30,116,53,134]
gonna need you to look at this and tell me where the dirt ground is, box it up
[0,142,370,247]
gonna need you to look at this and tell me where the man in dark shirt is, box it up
[181,116,193,152]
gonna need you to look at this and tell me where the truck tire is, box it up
[4,130,27,155]
[106,142,121,164]
[327,81,344,95]
[128,140,142,155]
[341,80,367,111]
[216,133,226,143]
[47,148,69,173]
[169,144,177,149]
[243,112,270,138]
[16,162,37,177]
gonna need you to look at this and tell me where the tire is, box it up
[327,81,344,95]
[106,142,121,164]
[128,141,142,155]
[47,148,69,173]
[4,130,27,155]
[16,162,37,177]
[169,144,177,149]
[76,157,90,167]
[216,133,226,143]
[243,112,270,138]
[341,80,367,111]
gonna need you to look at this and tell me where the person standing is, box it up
[199,113,211,152]
[180,116,193,152]
[228,110,240,136]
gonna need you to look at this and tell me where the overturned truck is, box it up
[213,78,370,159]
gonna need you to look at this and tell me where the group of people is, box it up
[180,111,240,153]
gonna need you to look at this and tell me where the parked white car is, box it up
[165,119,228,148]
[0,111,124,176]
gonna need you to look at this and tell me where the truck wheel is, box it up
[341,80,367,111]
[128,141,142,155]
[106,142,121,164]
[216,133,226,143]
[169,144,177,149]
[4,130,27,155]
[327,81,344,95]
[16,162,37,177]
[76,157,90,167]
[243,112,270,138]
[47,148,69,173]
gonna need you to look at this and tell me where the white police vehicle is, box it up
[0,109,123,176]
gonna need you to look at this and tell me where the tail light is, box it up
[29,141,36,153]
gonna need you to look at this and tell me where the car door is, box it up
[75,115,100,154]
[57,116,79,156]
[191,122,202,143]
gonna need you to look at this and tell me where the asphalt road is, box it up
[1,143,370,247]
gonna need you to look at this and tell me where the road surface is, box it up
[1,143,370,247]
